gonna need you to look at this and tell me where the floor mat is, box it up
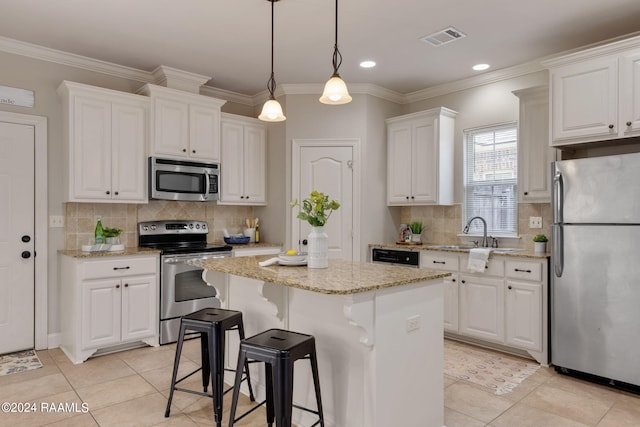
[0,349,43,376]
[444,340,540,395]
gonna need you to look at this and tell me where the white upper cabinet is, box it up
[386,107,456,206]
[58,81,149,203]
[219,113,267,205]
[543,35,640,146]
[139,84,226,162]
[513,86,556,202]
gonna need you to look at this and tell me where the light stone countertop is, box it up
[190,256,450,295]
[58,247,161,258]
[369,243,551,259]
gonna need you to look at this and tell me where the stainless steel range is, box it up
[138,220,232,345]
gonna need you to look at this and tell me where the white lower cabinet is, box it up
[59,253,159,364]
[422,250,548,365]
[459,275,505,343]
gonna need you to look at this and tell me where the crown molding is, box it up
[1,34,557,107]
[0,36,153,83]
[404,60,546,103]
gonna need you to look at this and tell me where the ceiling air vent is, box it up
[420,26,466,47]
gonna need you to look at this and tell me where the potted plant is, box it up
[533,234,548,253]
[291,190,340,268]
[103,227,124,245]
[409,221,423,243]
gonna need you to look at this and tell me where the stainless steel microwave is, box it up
[149,157,220,201]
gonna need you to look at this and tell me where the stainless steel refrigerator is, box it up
[552,152,640,389]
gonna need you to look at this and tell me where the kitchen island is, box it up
[192,256,449,427]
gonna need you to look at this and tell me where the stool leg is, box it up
[200,332,210,392]
[272,358,294,427]
[228,348,247,427]
[164,320,187,417]
[265,363,275,427]
[310,351,325,427]
[238,321,256,402]
[211,327,223,427]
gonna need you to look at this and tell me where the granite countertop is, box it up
[369,243,550,259]
[58,247,161,258]
[191,256,450,295]
[213,241,282,249]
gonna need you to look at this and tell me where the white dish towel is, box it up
[467,248,492,273]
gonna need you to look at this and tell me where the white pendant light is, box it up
[319,0,352,105]
[259,0,286,122]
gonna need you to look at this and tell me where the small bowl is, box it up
[224,236,251,244]
[278,252,308,263]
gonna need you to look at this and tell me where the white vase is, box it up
[411,233,422,243]
[534,241,547,253]
[307,226,329,268]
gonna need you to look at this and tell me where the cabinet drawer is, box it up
[81,256,157,280]
[460,256,504,276]
[421,252,459,272]
[505,260,542,281]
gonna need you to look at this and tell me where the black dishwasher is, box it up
[371,248,420,268]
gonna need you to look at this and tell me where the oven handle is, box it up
[163,253,232,264]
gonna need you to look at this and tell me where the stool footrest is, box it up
[174,366,202,386]
[173,387,213,399]
[232,399,268,423]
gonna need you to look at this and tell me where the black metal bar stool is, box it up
[229,328,324,427]
[164,307,255,427]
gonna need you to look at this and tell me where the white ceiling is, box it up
[2,0,640,97]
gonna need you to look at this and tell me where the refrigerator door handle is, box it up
[553,224,563,277]
[553,170,563,224]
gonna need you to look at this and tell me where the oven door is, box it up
[160,252,230,344]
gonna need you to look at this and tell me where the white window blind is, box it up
[463,123,518,236]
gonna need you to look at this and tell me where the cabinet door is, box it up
[152,97,189,157]
[72,95,112,200]
[189,103,221,161]
[505,280,542,351]
[443,273,459,333]
[82,279,121,349]
[411,117,437,203]
[620,50,640,136]
[242,124,267,204]
[551,55,618,143]
[387,122,413,204]
[516,87,555,202]
[220,120,245,203]
[111,100,147,202]
[121,275,157,342]
[459,275,504,342]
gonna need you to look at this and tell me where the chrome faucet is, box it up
[463,216,489,247]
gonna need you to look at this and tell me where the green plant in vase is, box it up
[291,190,340,268]
[103,227,123,244]
[409,221,423,243]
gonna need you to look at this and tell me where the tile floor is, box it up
[0,339,638,426]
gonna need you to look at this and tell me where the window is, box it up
[463,123,518,237]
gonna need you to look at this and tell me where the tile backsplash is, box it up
[64,201,254,250]
[399,203,552,251]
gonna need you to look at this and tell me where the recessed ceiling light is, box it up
[472,63,490,71]
[360,60,376,68]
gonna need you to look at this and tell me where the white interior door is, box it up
[293,141,354,260]
[0,121,35,354]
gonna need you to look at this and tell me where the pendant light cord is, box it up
[267,0,277,99]
[332,0,342,77]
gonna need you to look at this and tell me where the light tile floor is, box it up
[0,338,638,426]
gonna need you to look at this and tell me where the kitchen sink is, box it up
[426,245,477,250]
[426,245,524,254]
[492,248,524,254]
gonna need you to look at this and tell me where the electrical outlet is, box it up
[529,216,542,228]
[49,215,64,228]
[406,315,421,332]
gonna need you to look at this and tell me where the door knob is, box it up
[21,251,31,259]
[22,235,31,243]
[302,239,308,245]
